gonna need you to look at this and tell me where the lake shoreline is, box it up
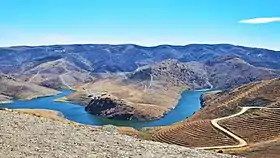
[2,89,209,129]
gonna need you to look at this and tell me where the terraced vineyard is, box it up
[149,78,280,157]
[217,79,273,108]
[219,109,280,143]
[151,120,237,148]
[191,79,276,121]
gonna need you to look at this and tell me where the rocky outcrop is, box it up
[85,95,136,120]
[85,93,165,121]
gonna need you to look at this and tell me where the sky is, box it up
[0,0,279,50]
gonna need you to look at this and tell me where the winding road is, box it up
[197,106,280,150]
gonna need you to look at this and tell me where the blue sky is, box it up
[0,0,279,50]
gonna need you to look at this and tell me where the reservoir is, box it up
[1,89,208,129]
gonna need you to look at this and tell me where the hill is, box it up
[66,76,186,121]
[148,78,280,157]
[204,55,279,89]
[0,109,240,158]
[127,59,211,89]
[0,75,60,102]
[20,59,94,89]
[190,78,280,120]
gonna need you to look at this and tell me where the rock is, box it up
[85,95,137,120]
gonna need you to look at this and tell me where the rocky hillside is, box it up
[127,56,279,90]
[205,55,280,89]
[0,109,240,158]
[20,59,94,89]
[127,59,211,89]
[0,75,59,102]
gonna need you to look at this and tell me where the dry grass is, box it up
[13,109,65,121]
[116,127,140,137]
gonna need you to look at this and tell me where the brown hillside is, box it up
[149,78,280,157]
[151,120,238,148]
[190,78,280,121]
[0,75,60,100]
[220,108,280,143]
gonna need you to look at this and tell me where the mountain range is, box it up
[1,44,280,74]
[1,44,280,120]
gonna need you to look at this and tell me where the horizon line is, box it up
[0,43,279,51]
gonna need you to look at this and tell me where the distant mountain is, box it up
[1,44,280,74]
[1,44,279,90]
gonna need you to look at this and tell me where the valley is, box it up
[1,44,280,121]
[1,43,280,157]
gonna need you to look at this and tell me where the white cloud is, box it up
[239,17,280,24]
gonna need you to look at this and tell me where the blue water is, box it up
[1,89,209,129]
